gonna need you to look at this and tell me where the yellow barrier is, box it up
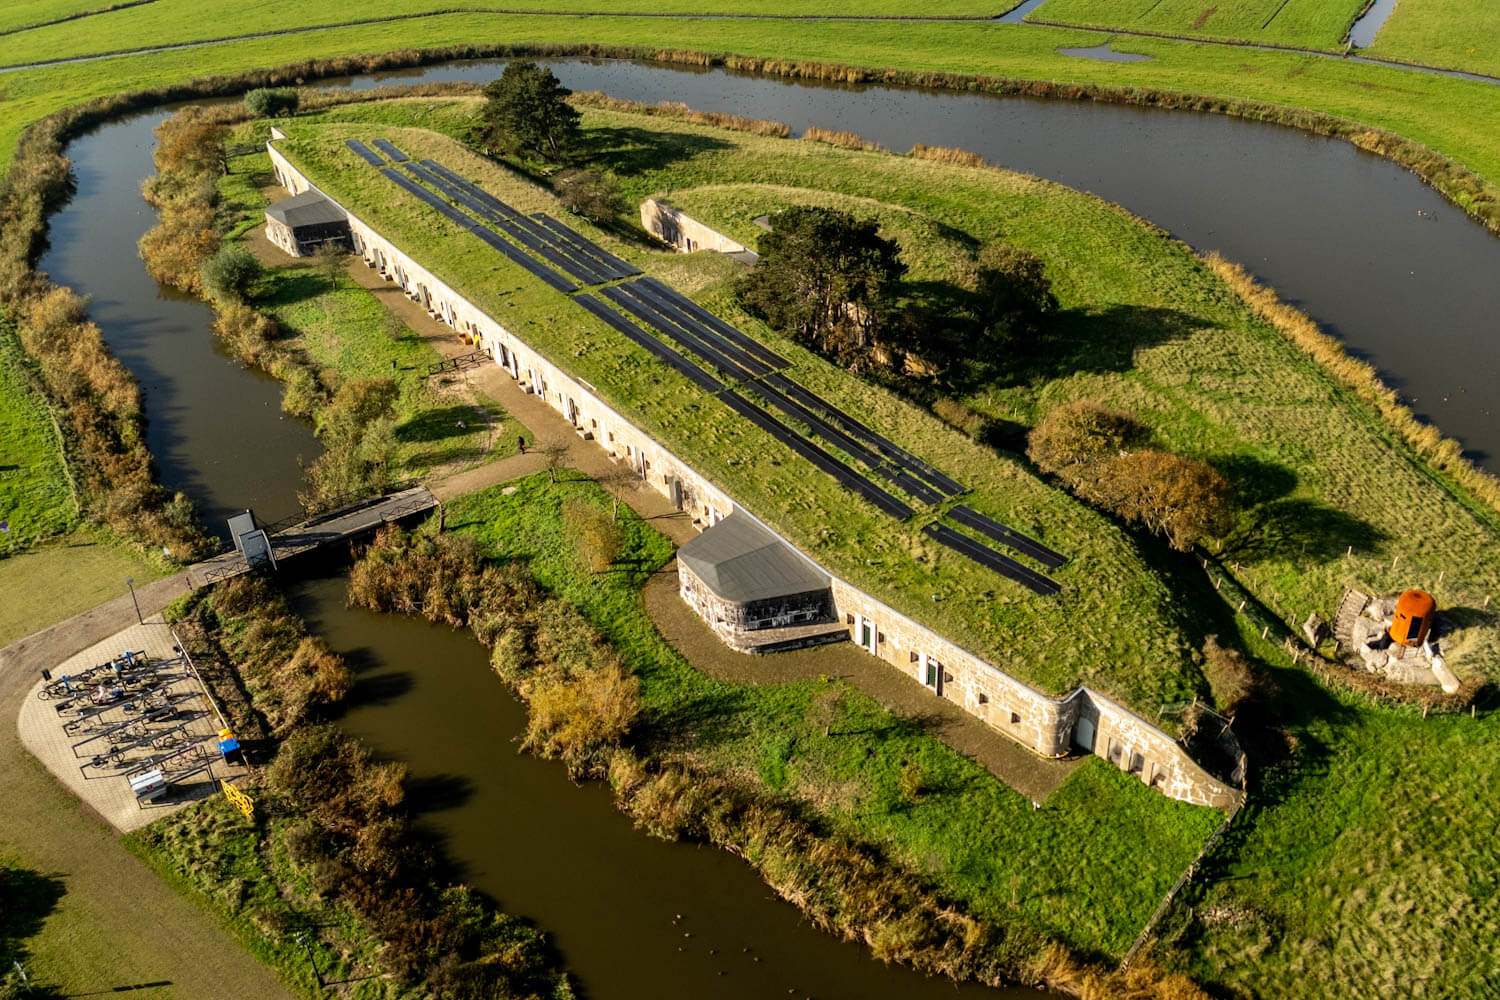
[222,781,255,822]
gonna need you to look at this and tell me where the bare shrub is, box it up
[802,125,881,151]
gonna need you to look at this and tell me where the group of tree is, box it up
[242,87,299,118]
[299,376,400,508]
[1028,399,1236,551]
[737,206,906,367]
[479,61,582,161]
[737,205,1058,376]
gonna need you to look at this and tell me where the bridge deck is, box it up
[188,486,437,587]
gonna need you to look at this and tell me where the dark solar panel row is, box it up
[760,373,967,499]
[923,524,1061,596]
[719,391,914,520]
[371,138,409,162]
[574,295,722,394]
[471,226,577,294]
[636,277,789,371]
[618,281,774,378]
[606,283,947,507]
[948,505,1067,569]
[380,168,474,227]
[531,214,641,279]
[600,286,758,381]
[398,162,613,286]
[345,139,385,165]
[419,160,635,282]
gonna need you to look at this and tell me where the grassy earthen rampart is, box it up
[275,114,1201,714]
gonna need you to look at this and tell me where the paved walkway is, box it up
[18,620,245,834]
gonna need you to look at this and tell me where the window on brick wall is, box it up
[1010,711,1021,725]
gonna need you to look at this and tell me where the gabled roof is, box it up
[265,189,347,228]
[678,513,830,603]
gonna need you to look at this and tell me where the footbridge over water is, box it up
[186,485,437,588]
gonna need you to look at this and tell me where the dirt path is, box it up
[0,584,296,998]
[641,563,1079,801]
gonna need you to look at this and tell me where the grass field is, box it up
[1027,0,1366,49]
[0,532,164,647]
[276,112,1204,713]
[1367,0,1500,77]
[1,15,1500,224]
[0,316,75,551]
[443,474,1221,956]
[1158,668,1500,998]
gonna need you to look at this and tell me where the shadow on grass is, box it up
[254,268,326,310]
[0,864,66,996]
[942,303,1210,399]
[395,405,484,443]
[582,125,734,181]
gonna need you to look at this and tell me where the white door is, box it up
[1074,717,1096,752]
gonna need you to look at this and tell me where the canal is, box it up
[37,56,1500,998]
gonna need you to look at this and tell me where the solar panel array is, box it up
[370,138,409,162]
[948,504,1066,569]
[345,137,1065,594]
[345,139,384,165]
[922,524,1061,597]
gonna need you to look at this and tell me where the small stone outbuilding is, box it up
[264,190,351,257]
[677,513,844,653]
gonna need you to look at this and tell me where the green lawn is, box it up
[2,15,1500,230]
[443,474,1222,956]
[0,316,75,550]
[1367,0,1500,77]
[219,145,525,482]
[1027,0,1367,49]
[1160,671,1500,998]
[0,531,165,647]
[0,0,131,36]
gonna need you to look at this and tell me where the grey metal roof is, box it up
[678,513,830,603]
[265,189,346,228]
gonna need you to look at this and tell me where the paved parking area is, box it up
[17,619,247,833]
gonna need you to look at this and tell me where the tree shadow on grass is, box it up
[253,268,325,310]
[637,689,758,753]
[950,303,1210,394]
[395,405,484,443]
[581,125,734,180]
[0,864,65,993]
[1223,497,1387,564]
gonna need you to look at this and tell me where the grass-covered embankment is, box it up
[1157,669,1500,999]
[274,113,1205,714]
[0,314,74,549]
[352,474,1222,990]
[1025,0,1366,50]
[132,577,575,1000]
[296,97,1500,694]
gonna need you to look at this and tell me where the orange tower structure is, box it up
[1388,589,1437,659]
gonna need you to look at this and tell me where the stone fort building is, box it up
[267,138,1243,810]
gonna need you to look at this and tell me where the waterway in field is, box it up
[37,55,1500,998]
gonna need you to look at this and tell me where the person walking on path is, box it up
[518,436,527,455]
